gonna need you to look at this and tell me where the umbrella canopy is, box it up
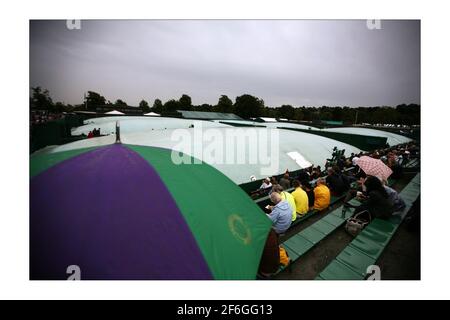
[30,144,271,280]
[356,155,393,181]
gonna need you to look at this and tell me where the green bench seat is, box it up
[317,173,420,280]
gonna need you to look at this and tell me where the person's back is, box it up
[327,173,346,195]
[356,176,395,219]
[301,180,315,210]
[269,200,292,234]
[313,182,331,211]
[306,189,315,209]
[297,170,310,183]
[365,190,395,219]
[384,185,406,212]
[291,187,309,215]
[280,191,296,221]
[258,229,280,276]
[279,177,290,190]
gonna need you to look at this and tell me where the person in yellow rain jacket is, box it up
[291,180,309,215]
[273,185,296,222]
[313,178,331,211]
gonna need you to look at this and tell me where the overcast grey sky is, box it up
[30,20,420,107]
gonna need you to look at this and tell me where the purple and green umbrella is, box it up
[30,143,272,280]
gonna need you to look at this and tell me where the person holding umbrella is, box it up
[352,175,395,220]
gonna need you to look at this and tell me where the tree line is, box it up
[30,87,420,125]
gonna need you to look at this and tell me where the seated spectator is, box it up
[390,163,403,179]
[272,184,296,222]
[259,177,272,190]
[326,166,348,196]
[270,176,278,186]
[279,173,291,190]
[297,168,310,182]
[291,180,309,215]
[257,229,280,277]
[87,131,94,138]
[337,156,346,171]
[313,178,331,211]
[267,192,293,234]
[310,167,321,180]
[343,171,367,204]
[354,176,395,219]
[301,180,315,210]
[384,185,406,212]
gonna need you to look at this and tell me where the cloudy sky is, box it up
[30,20,420,107]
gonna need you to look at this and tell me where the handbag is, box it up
[345,210,371,237]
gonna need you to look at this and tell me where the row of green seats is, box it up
[273,179,398,276]
[316,173,420,280]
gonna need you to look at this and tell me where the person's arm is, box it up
[268,207,278,223]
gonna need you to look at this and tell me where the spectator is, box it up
[337,156,346,171]
[270,176,278,186]
[259,177,272,190]
[326,166,349,196]
[310,167,321,180]
[272,185,297,222]
[87,131,94,139]
[291,180,309,215]
[297,168,310,182]
[384,185,406,212]
[354,176,395,219]
[267,192,292,234]
[279,173,291,190]
[313,178,331,211]
[257,229,280,277]
[301,180,315,210]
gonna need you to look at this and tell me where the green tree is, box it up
[279,105,295,119]
[139,99,150,113]
[293,108,304,121]
[86,91,106,110]
[234,94,264,119]
[197,103,212,112]
[217,95,233,113]
[30,87,53,110]
[53,102,66,113]
[163,99,180,112]
[179,94,192,110]
[114,99,127,107]
[152,99,163,113]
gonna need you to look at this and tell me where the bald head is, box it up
[272,184,284,193]
[270,191,282,204]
